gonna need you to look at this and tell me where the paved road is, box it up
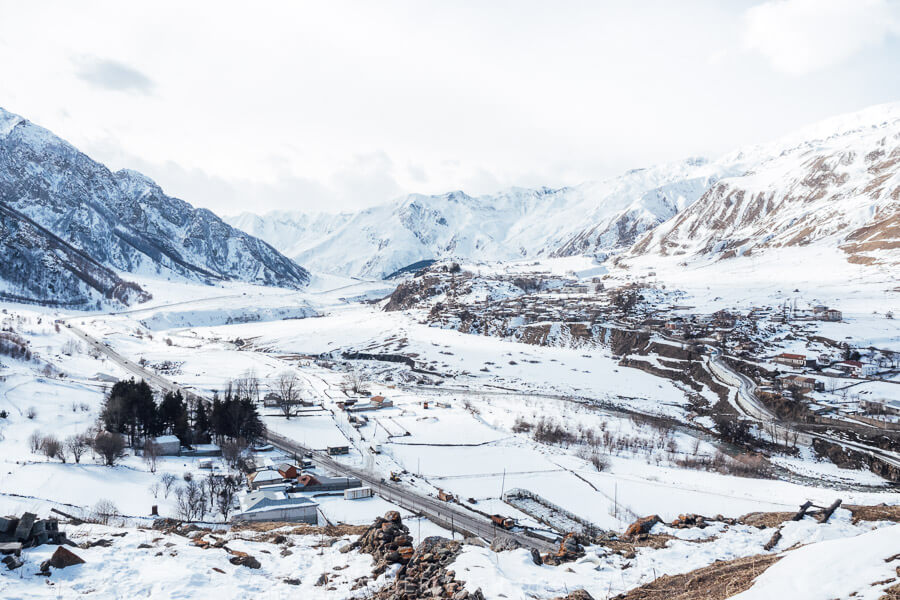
[708,347,900,472]
[61,320,557,550]
[266,431,557,551]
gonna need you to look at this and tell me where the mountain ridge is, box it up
[0,107,310,297]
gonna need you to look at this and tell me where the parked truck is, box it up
[491,514,516,530]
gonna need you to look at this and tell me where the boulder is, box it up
[624,515,661,538]
[554,591,595,600]
[229,554,261,569]
[490,536,523,552]
[2,555,24,570]
[14,512,36,542]
[40,546,85,572]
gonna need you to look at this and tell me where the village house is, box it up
[344,395,394,412]
[834,360,877,378]
[861,399,900,416]
[292,473,362,492]
[773,352,806,368]
[813,305,842,321]
[277,463,300,479]
[779,374,825,393]
[247,468,285,490]
[233,490,318,523]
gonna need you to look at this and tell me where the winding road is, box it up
[708,347,900,473]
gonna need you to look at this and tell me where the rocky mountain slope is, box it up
[229,158,733,279]
[233,103,900,280]
[629,103,900,268]
[0,108,310,292]
[0,203,149,307]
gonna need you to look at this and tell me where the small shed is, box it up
[277,463,300,479]
[152,435,181,456]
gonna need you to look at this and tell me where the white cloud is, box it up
[0,2,897,214]
[743,0,900,75]
[74,56,155,95]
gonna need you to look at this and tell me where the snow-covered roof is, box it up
[154,435,180,444]
[238,490,317,514]
[249,469,284,483]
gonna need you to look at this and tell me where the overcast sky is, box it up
[1,0,899,215]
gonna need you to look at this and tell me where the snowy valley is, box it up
[0,102,899,600]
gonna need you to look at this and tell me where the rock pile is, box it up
[669,514,707,529]
[541,532,586,565]
[0,512,69,552]
[352,512,486,600]
[350,510,416,575]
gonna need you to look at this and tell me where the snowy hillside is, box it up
[229,158,733,279]
[0,203,149,307]
[0,108,310,292]
[630,102,900,269]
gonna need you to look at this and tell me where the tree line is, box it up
[99,378,265,449]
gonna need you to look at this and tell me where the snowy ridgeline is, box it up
[230,102,900,279]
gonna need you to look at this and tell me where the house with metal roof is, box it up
[233,490,318,523]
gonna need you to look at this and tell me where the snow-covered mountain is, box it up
[230,158,735,279]
[234,103,900,279]
[0,202,150,307]
[629,103,900,268]
[0,108,310,293]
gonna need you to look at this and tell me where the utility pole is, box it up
[500,468,507,499]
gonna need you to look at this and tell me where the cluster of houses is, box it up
[233,460,365,524]
[773,352,879,378]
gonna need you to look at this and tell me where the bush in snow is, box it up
[92,431,126,466]
[90,499,120,526]
[40,434,64,462]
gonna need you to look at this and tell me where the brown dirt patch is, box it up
[845,504,900,524]
[738,505,900,529]
[612,553,780,600]
[737,512,795,529]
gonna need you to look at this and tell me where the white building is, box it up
[233,490,318,523]
[152,435,181,456]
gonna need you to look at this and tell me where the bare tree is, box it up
[142,438,159,473]
[149,481,161,499]
[221,437,247,469]
[174,479,204,521]
[61,339,82,356]
[275,372,300,418]
[92,431,126,466]
[66,434,89,463]
[248,369,261,403]
[160,472,178,498]
[216,476,238,522]
[90,499,120,526]
[342,370,366,395]
[28,430,44,453]
[41,435,64,462]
